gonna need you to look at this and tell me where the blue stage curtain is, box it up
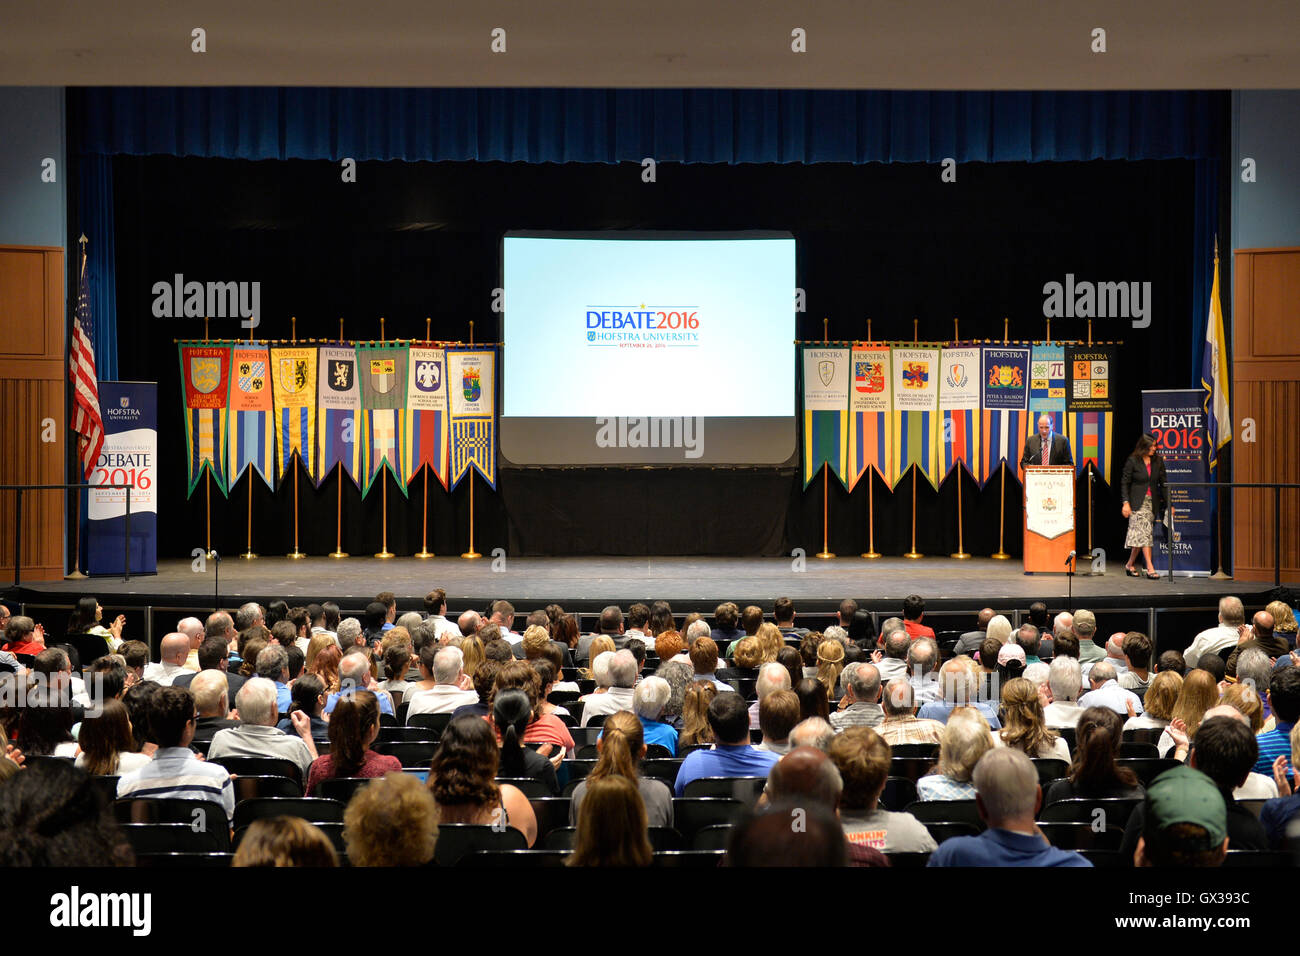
[74,88,1222,164]
[75,152,117,381]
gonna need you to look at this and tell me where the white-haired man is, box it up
[190,668,241,745]
[323,651,395,717]
[405,645,477,717]
[177,617,204,671]
[831,662,883,732]
[877,678,945,746]
[789,716,835,753]
[336,617,365,652]
[928,748,1091,867]
[1183,596,1247,668]
[579,649,637,726]
[142,633,191,686]
[917,658,1002,729]
[907,637,942,704]
[1043,656,1085,728]
[632,675,679,754]
[207,677,317,780]
[1078,660,1144,716]
[749,661,792,730]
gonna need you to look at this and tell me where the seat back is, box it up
[206,755,302,786]
[1116,758,1182,786]
[889,743,940,760]
[1038,798,1140,828]
[682,776,766,805]
[407,712,452,736]
[1121,727,1165,746]
[692,824,734,851]
[64,633,111,669]
[883,851,933,868]
[496,776,552,799]
[903,799,983,830]
[879,777,918,812]
[122,823,229,855]
[918,821,980,844]
[376,726,435,743]
[371,741,439,767]
[671,797,745,838]
[457,849,569,867]
[114,797,230,848]
[1119,742,1159,759]
[528,797,572,840]
[433,824,528,866]
[889,757,938,783]
[640,758,684,786]
[230,775,304,802]
[1037,822,1123,851]
[88,775,120,806]
[1031,758,1069,785]
[231,797,346,832]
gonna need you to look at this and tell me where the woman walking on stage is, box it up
[1120,433,1168,579]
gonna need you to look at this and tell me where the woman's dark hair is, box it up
[68,596,99,634]
[327,689,379,778]
[288,673,325,719]
[265,600,290,629]
[1131,433,1159,458]
[777,647,803,690]
[0,759,132,866]
[1068,706,1139,791]
[848,609,874,645]
[429,713,500,810]
[493,688,533,778]
[77,698,136,775]
[15,683,76,755]
[648,601,675,637]
[794,677,830,722]
[123,680,164,750]
[552,613,580,649]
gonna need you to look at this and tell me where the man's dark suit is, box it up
[1020,433,1073,468]
[172,668,246,700]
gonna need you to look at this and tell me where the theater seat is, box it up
[406,712,451,736]
[1116,758,1181,786]
[122,823,229,854]
[1037,822,1124,851]
[316,777,372,804]
[903,800,984,830]
[371,741,439,767]
[496,776,552,799]
[1121,728,1164,746]
[682,776,766,805]
[889,743,940,760]
[528,797,571,840]
[884,851,932,868]
[433,824,528,866]
[918,822,981,844]
[135,852,234,867]
[114,798,230,849]
[1038,798,1140,828]
[1118,742,1158,759]
[692,824,734,851]
[879,777,918,812]
[889,757,937,783]
[1031,758,1069,785]
[207,756,302,786]
[230,775,304,802]
[671,797,745,838]
[457,849,569,867]
[231,797,346,831]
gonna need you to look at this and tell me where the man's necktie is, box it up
[1041,435,1048,465]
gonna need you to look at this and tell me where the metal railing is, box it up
[1,483,134,586]
[1166,481,1300,586]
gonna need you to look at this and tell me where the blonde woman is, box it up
[1266,601,1298,647]
[1124,670,1181,731]
[460,634,484,679]
[816,638,845,702]
[580,635,616,681]
[679,681,719,749]
[755,622,784,664]
[998,677,1070,761]
[916,708,992,800]
[305,632,335,673]
[1221,682,1264,733]
[1158,668,1219,757]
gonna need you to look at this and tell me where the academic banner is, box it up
[358,343,409,498]
[227,345,275,490]
[979,346,1030,486]
[891,346,939,489]
[847,345,892,491]
[801,346,849,489]
[1142,390,1211,576]
[1065,345,1115,482]
[939,346,981,479]
[88,382,157,575]
[1028,343,1067,437]
[270,346,318,482]
[316,345,361,488]
[178,342,230,496]
[405,346,451,490]
[448,347,498,490]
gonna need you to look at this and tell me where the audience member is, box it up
[208,678,317,780]
[428,714,537,846]
[343,772,438,866]
[571,710,673,829]
[674,692,780,796]
[232,816,339,867]
[916,709,992,800]
[831,727,937,853]
[1044,707,1144,805]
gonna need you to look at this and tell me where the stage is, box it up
[8,555,1260,614]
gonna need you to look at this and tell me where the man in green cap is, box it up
[1134,764,1230,867]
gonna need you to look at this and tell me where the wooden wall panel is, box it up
[1233,247,1300,583]
[0,245,65,582]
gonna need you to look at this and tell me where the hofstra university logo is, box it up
[585,307,700,345]
[152,274,260,329]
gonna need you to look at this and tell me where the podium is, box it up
[1023,465,1075,574]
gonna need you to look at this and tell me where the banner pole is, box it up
[992,462,1011,559]
[816,317,835,559]
[904,466,923,559]
[67,238,90,579]
[462,319,482,559]
[287,317,306,559]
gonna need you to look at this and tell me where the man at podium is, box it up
[1020,414,1074,469]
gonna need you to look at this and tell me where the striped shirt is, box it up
[116,746,235,821]
[1254,720,1295,777]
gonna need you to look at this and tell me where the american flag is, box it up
[69,241,104,479]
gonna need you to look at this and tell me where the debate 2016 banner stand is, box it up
[1141,389,1211,576]
[88,382,157,575]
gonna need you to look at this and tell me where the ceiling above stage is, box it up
[1,0,1298,89]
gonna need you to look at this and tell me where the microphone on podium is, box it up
[1064,550,1076,568]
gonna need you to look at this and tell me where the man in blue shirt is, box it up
[929,747,1091,867]
[917,659,1002,729]
[674,692,779,796]
[631,676,679,755]
[254,643,293,714]
[323,651,395,717]
[1253,666,1300,776]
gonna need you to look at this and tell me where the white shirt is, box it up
[1234,772,1279,800]
[405,684,479,716]
[579,686,635,726]
[1044,700,1084,728]
[295,636,311,655]
[142,661,189,686]
[875,658,909,683]
[1123,713,1169,731]
[76,750,152,774]
[1183,624,1241,668]
[1078,679,1144,716]
[429,616,463,640]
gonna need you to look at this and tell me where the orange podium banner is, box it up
[1023,465,1076,573]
